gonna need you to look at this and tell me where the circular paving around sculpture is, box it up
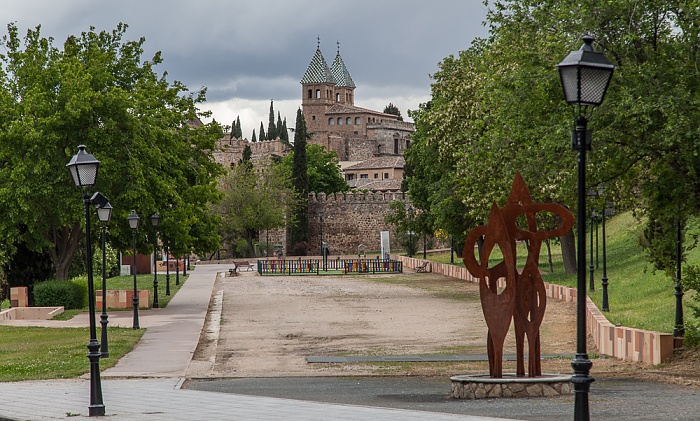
[450,374,573,399]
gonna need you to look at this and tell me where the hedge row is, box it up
[33,279,87,310]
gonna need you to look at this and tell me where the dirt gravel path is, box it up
[189,270,579,378]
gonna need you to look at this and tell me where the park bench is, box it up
[228,265,238,276]
[234,261,256,271]
[415,261,430,273]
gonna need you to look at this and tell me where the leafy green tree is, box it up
[259,122,266,141]
[279,144,348,195]
[267,100,277,140]
[0,23,223,279]
[216,162,296,256]
[383,103,403,121]
[289,108,310,251]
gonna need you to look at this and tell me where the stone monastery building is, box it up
[300,44,415,163]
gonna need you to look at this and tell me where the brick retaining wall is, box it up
[397,256,674,365]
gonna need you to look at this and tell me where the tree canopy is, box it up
[407,0,700,272]
[280,144,348,195]
[215,161,295,257]
[0,23,223,279]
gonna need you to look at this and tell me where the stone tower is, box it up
[300,41,336,134]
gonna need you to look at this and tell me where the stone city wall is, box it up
[259,192,409,256]
[308,191,408,256]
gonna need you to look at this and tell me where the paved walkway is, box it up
[0,264,521,421]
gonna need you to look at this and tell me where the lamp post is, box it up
[165,244,171,296]
[183,253,188,276]
[127,210,140,329]
[66,145,105,417]
[601,202,613,312]
[586,190,598,292]
[319,210,326,270]
[557,35,614,421]
[172,248,179,286]
[150,213,160,308]
[96,201,112,358]
[407,205,414,258]
[674,221,685,337]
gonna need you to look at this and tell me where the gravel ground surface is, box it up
[184,270,700,420]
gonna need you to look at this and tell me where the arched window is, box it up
[355,117,361,125]
[307,89,312,99]
[336,93,340,102]
[346,117,352,125]
[316,89,321,99]
[329,118,335,125]
[337,117,343,125]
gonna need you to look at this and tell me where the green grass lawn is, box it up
[428,211,696,335]
[0,272,186,381]
[0,325,143,381]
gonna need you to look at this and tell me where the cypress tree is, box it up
[276,111,283,138]
[290,108,309,251]
[230,120,236,141]
[267,100,277,140]
[251,129,257,143]
[235,116,242,138]
[259,122,266,141]
[238,144,253,170]
[280,117,289,145]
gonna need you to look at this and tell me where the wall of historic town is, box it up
[258,191,409,256]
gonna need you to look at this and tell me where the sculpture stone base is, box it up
[450,374,572,399]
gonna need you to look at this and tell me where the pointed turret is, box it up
[300,46,335,85]
[330,42,355,105]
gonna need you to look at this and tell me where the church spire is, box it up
[330,42,355,89]
[301,38,335,84]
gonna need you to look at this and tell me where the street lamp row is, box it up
[67,145,181,417]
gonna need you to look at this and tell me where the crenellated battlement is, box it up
[309,191,408,204]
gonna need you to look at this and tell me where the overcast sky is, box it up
[4,0,490,139]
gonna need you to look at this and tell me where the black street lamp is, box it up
[127,210,140,329]
[150,213,160,308]
[319,210,326,270]
[96,199,112,358]
[586,190,598,292]
[66,145,105,417]
[407,205,414,258]
[601,201,613,312]
[674,221,685,337]
[176,255,180,286]
[423,233,427,259]
[183,253,188,276]
[165,244,171,296]
[557,34,614,421]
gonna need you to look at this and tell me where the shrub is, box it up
[291,241,308,256]
[33,279,86,310]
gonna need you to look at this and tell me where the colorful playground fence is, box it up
[257,258,402,275]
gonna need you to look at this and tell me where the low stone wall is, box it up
[97,290,151,310]
[0,306,64,320]
[450,375,572,399]
[397,255,674,365]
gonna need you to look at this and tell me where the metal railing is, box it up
[257,258,402,275]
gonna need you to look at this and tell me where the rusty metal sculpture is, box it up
[463,174,574,378]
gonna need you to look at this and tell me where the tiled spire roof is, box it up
[300,47,335,84]
[331,52,355,88]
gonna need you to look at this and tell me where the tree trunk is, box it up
[545,238,554,273]
[47,223,82,281]
[560,229,577,275]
